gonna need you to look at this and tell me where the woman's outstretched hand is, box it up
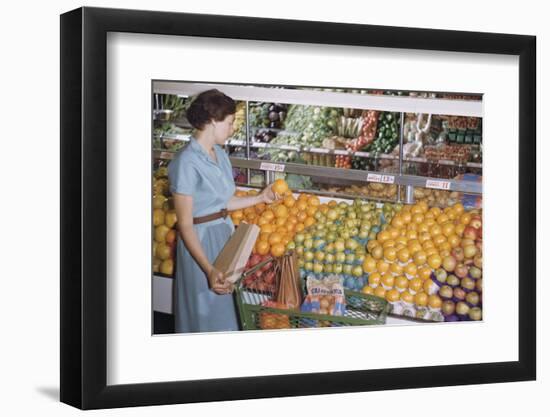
[260,185,281,204]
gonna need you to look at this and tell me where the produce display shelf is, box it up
[229,157,482,194]
[153,81,483,117]
[154,138,482,168]
[153,150,481,194]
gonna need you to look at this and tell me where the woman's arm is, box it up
[226,186,279,211]
[173,193,232,294]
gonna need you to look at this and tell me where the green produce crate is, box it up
[234,260,390,330]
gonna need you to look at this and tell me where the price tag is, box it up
[425,179,451,190]
[159,151,173,160]
[260,162,286,172]
[367,173,395,184]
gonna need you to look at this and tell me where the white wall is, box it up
[0,0,546,415]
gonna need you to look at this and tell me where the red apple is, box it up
[454,263,469,278]
[453,288,466,301]
[463,226,477,240]
[470,215,482,230]
[461,277,476,291]
[451,247,465,262]
[474,256,483,269]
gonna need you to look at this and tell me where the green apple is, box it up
[333,263,344,274]
[294,233,305,243]
[325,253,335,264]
[334,239,346,252]
[304,251,314,261]
[314,251,326,262]
[352,265,363,277]
[304,261,313,271]
[335,252,346,263]
[324,264,334,274]
[304,238,313,249]
[313,262,324,274]
[345,253,356,264]
[345,239,359,250]
[343,264,353,275]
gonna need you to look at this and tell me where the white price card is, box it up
[425,179,451,190]
[260,162,286,172]
[367,173,395,184]
[159,151,173,160]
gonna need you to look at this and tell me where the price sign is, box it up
[367,173,395,184]
[159,151,173,160]
[260,162,286,172]
[425,179,451,190]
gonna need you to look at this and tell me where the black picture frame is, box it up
[60,6,536,410]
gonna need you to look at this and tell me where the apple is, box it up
[445,274,459,287]
[343,264,353,275]
[334,239,346,252]
[325,232,337,243]
[295,246,304,256]
[314,251,326,262]
[335,252,346,263]
[324,264,333,274]
[441,300,456,316]
[356,254,365,264]
[461,238,475,249]
[453,287,466,301]
[461,277,476,291]
[349,227,359,237]
[325,253,335,264]
[442,256,457,272]
[451,247,464,262]
[468,307,482,321]
[298,258,305,268]
[470,215,482,229]
[313,262,324,274]
[463,226,477,240]
[352,265,364,277]
[325,243,335,253]
[304,262,313,271]
[304,251,314,261]
[345,253,356,264]
[313,239,326,250]
[466,291,480,306]
[476,278,483,293]
[454,263,469,279]
[304,238,313,249]
[249,254,262,267]
[434,268,448,284]
[333,264,344,274]
[439,285,454,299]
[469,266,482,279]
[345,239,359,250]
[456,301,470,316]
[463,244,477,259]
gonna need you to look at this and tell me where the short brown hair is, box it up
[186,89,236,130]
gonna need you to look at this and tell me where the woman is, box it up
[168,89,279,333]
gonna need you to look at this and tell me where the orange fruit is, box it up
[328,200,338,207]
[262,210,274,221]
[404,263,418,278]
[374,287,387,299]
[409,278,423,293]
[270,242,286,257]
[268,232,283,245]
[363,256,377,273]
[376,260,390,274]
[260,232,270,241]
[283,195,296,208]
[295,223,305,232]
[289,206,300,216]
[368,272,382,288]
[427,254,442,269]
[413,250,427,266]
[460,213,472,225]
[307,195,321,207]
[429,207,442,218]
[377,230,391,243]
[234,189,248,197]
[296,200,308,211]
[429,224,443,237]
[367,240,380,252]
[257,216,270,226]
[256,240,270,255]
[306,206,317,217]
[397,247,410,263]
[274,205,289,218]
[275,217,287,227]
[247,189,259,196]
[414,292,429,307]
[384,247,397,262]
[304,217,315,227]
[386,289,401,303]
[297,211,308,222]
[455,223,466,237]
[260,223,275,234]
[271,179,289,195]
[390,263,404,276]
[418,266,432,281]
[436,214,449,224]
[231,210,244,220]
[428,294,442,309]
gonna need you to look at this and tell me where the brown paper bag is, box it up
[213,222,260,284]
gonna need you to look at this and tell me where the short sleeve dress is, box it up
[168,137,238,333]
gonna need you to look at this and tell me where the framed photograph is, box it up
[60,6,536,410]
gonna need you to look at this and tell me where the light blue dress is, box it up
[168,137,238,333]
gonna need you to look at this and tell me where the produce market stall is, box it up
[152,82,483,330]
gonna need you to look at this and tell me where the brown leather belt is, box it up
[193,209,229,225]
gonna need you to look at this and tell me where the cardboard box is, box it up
[213,222,260,284]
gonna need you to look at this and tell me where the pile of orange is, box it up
[362,201,469,310]
[229,180,322,258]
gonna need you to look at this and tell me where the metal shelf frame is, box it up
[153,82,483,202]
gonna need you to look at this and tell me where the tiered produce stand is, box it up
[152,82,483,327]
